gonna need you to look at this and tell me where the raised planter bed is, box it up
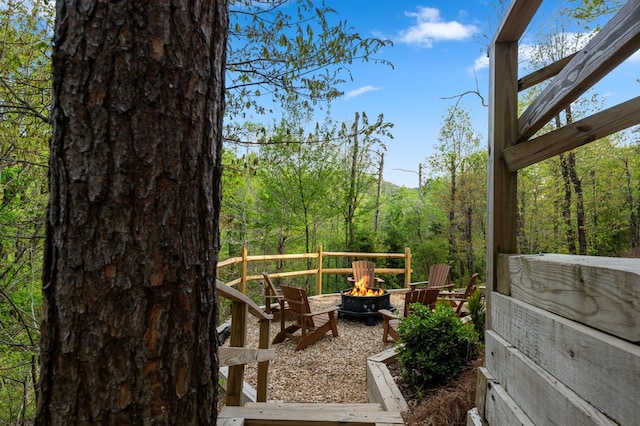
[366,347,408,413]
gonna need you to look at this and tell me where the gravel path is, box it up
[222,292,407,403]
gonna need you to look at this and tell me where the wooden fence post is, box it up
[317,245,324,295]
[241,246,248,294]
[404,247,412,287]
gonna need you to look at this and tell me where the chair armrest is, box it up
[429,283,455,290]
[437,297,466,302]
[378,309,397,320]
[302,306,339,316]
[438,290,464,297]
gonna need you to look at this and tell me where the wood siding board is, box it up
[491,293,640,425]
[518,0,640,142]
[477,367,535,426]
[504,96,640,171]
[485,331,617,425]
[506,254,640,342]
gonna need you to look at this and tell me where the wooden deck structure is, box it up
[480,0,640,424]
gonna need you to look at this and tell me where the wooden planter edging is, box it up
[366,347,408,413]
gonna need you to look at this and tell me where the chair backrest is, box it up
[262,272,280,315]
[403,287,440,317]
[352,260,376,287]
[428,264,451,288]
[461,273,479,299]
[280,285,312,324]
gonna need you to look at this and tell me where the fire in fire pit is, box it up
[339,276,393,325]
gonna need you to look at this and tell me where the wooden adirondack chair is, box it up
[348,260,384,288]
[262,272,289,323]
[379,287,440,342]
[272,285,339,351]
[426,263,454,289]
[439,272,479,316]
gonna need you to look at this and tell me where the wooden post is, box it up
[317,245,324,295]
[487,40,519,328]
[404,247,412,287]
[226,300,248,406]
[256,318,270,402]
[240,246,248,294]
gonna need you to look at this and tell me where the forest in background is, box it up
[0,0,637,422]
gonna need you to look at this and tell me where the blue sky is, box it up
[311,1,639,187]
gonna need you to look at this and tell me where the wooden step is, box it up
[217,402,404,425]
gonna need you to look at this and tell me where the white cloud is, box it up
[397,7,478,48]
[629,49,640,62]
[344,85,380,100]
[470,54,489,73]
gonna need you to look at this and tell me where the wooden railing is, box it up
[217,281,274,406]
[216,245,413,295]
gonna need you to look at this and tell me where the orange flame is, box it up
[346,276,384,296]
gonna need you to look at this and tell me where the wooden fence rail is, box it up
[217,245,413,295]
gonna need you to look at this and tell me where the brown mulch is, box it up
[387,352,484,425]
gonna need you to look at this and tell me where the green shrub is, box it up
[396,302,478,386]
[467,289,486,340]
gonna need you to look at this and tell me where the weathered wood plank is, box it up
[217,404,404,425]
[485,331,616,425]
[218,347,276,367]
[491,293,640,425]
[466,407,483,426]
[366,360,408,413]
[518,0,640,141]
[504,96,640,171]
[367,347,397,363]
[504,254,640,342]
[244,402,383,411]
[476,367,534,426]
[518,53,577,92]
[216,417,245,426]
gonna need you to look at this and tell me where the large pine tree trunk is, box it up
[37,0,228,423]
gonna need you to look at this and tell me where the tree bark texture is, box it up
[38,0,228,424]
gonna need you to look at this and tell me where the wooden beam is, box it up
[518,0,640,142]
[217,403,404,425]
[485,331,617,425]
[486,39,519,314]
[504,96,640,171]
[518,53,577,92]
[505,254,640,342]
[492,293,640,426]
[219,366,257,405]
[492,0,543,44]
[366,360,408,413]
[476,367,535,426]
[227,300,248,407]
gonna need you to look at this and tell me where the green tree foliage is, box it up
[0,0,52,421]
[426,105,484,279]
[226,0,392,119]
